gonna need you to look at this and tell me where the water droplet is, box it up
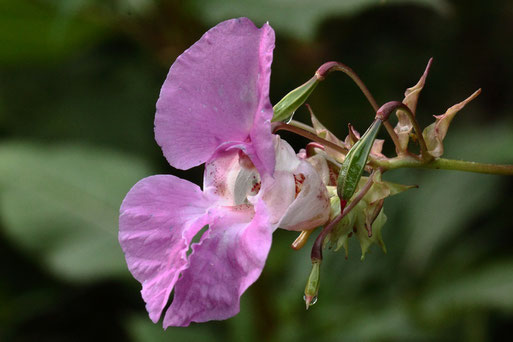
[303,295,318,306]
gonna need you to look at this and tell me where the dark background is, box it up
[1,0,512,341]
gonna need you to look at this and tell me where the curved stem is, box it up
[316,62,379,112]
[315,61,402,153]
[377,101,431,161]
[311,170,376,261]
[375,156,513,176]
[272,122,348,154]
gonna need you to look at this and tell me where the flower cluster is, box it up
[120,16,510,328]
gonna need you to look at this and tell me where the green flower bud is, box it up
[304,260,321,310]
[272,76,319,122]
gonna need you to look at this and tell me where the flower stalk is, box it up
[375,156,513,176]
[315,61,402,152]
[272,122,348,154]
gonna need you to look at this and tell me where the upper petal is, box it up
[119,175,213,323]
[155,18,276,172]
[162,201,273,327]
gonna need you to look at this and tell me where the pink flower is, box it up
[119,18,330,327]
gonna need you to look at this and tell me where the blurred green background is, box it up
[1,0,512,341]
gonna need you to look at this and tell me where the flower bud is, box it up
[304,260,321,309]
[272,76,319,122]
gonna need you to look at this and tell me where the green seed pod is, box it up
[337,119,382,202]
[304,260,321,309]
[272,76,319,122]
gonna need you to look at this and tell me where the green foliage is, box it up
[128,314,222,342]
[189,0,447,40]
[421,259,513,318]
[0,0,105,64]
[0,142,151,281]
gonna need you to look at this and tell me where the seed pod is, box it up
[337,119,382,202]
[304,260,321,309]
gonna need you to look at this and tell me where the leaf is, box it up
[401,169,500,274]
[401,122,512,273]
[422,89,481,157]
[0,142,151,281]
[421,259,513,318]
[189,0,448,40]
[0,0,105,64]
[394,58,432,151]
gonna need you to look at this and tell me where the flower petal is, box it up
[162,202,273,327]
[257,137,298,224]
[155,18,275,173]
[278,160,331,231]
[119,175,213,323]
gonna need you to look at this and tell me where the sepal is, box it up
[422,89,481,157]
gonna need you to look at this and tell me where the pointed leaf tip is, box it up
[394,58,433,150]
[423,89,481,157]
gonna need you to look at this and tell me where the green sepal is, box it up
[326,172,415,259]
[337,119,382,201]
[422,89,481,157]
[324,192,357,257]
[355,202,387,260]
[272,76,319,122]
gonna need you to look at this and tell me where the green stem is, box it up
[288,119,317,134]
[272,122,349,154]
[376,156,513,176]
